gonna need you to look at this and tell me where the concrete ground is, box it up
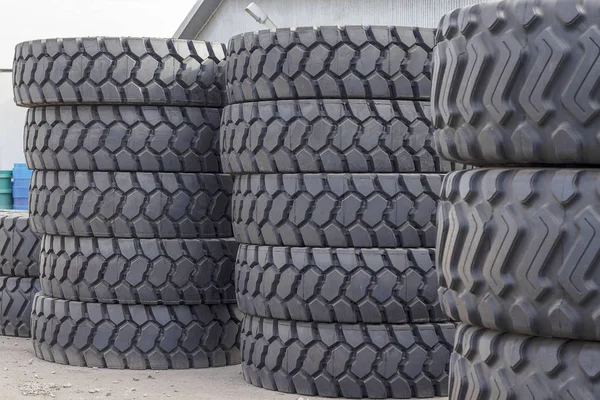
[0,336,447,400]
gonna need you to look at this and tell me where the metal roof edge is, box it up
[174,0,224,39]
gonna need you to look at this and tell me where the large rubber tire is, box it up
[226,26,434,103]
[236,244,446,324]
[0,211,40,277]
[29,171,233,239]
[32,295,242,369]
[221,99,465,174]
[438,168,600,341]
[241,316,455,399]
[24,106,222,172]
[0,277,39,338]
[40,235,238,305]
[232,173,442,248]
[449,324,600,399]
[13,38,226,107]
[433,1,600,166]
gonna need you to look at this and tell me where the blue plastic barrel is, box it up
[12,164,31,210]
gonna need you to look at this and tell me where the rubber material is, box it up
[24,106,222,172]
[232,173,442,248]
[40,235,238,305]
[433,0,600,166]
[29,171,233,239]
[438,168,600,341]
[236,245,446,324]
[221,99,465,174]
[14,37,226,107]
[241,316,455,399]
[450,324,600,399]
[32,295,242,369]
[226,26,434,103]
[0,277,39,338]
[0,211,40,277]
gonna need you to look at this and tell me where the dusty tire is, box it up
[236,245,446,324]
[13,38,226,107]
[449,324,600,399]
[232,173,442,248]
[226,26,434,103]
[40,235,238,305]
[29,171,233,239]
[221,99,465,174]
[438,168,600,341]
[241,315,455,399]
[0,211,40,277]
[0,277,39,337]
[31,294,242,369]
[24,106,222,172]
[433,1,600,166]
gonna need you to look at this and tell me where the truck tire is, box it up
[24,106,222,172]
[232,173,442,248]
[433,1,600,166]
[29,171,232,239]
[14,38,226,107]
[0,211,40,277]
[226,26,434,103]
[241,315,455,399]
[0,277,39,337]
[236,244,446,324]
[31,294,242,369]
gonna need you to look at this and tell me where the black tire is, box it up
[236,244,446,324]
[232,173,442,248]
[433,1,600,166]
[0,211,40,277]
[29,171,233,238]
[0,277,39,338]
[449,324,600,399]
[241,315,455,399]
[226,26,434,103]
[221,99,465,174]
[40,235,238,305]
[24,105,222,172]
[13,38,226,107]
[438,168,600,341]
[32,294,242,369]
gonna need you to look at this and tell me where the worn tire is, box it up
[24,106,222,172]
[0,277,39,338]
[433,0,600,166]
[29,171,232,239]
[232,173,442,248]
[221,99,465,174]
[236,245,446,324]
[32,294,242,369]
[241,316,454,399]
[13,37,226,107]
[0,211,40,277]
[449,324,600,399]
[226,26,434,103]
[40,235,238,305]
[438,168,600,341]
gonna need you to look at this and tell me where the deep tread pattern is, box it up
[449,324,600,399]
[236,245,447,324]
[0,211,40,277]
[226,26,435,103]
[221,99,466,174]
[241,316,455,399]
[25,106,222,172]
[14,38,226,107]
[232,173,442,248]
[439,168,600,341]
[40,235,239,305]
[433,1,600,166]
[0,277,39,338]
[29,171,232,239]
[32,295,242,369]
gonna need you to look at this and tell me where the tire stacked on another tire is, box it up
[433,1,600,396]
[13,37,242,369]
[223,26,460,398]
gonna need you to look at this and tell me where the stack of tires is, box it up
[433,0,600,396]
[13,37,242,369]
[222,26,458,398]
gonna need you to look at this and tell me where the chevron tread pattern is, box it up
[0,211,40,277]
[0,277,39,338]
